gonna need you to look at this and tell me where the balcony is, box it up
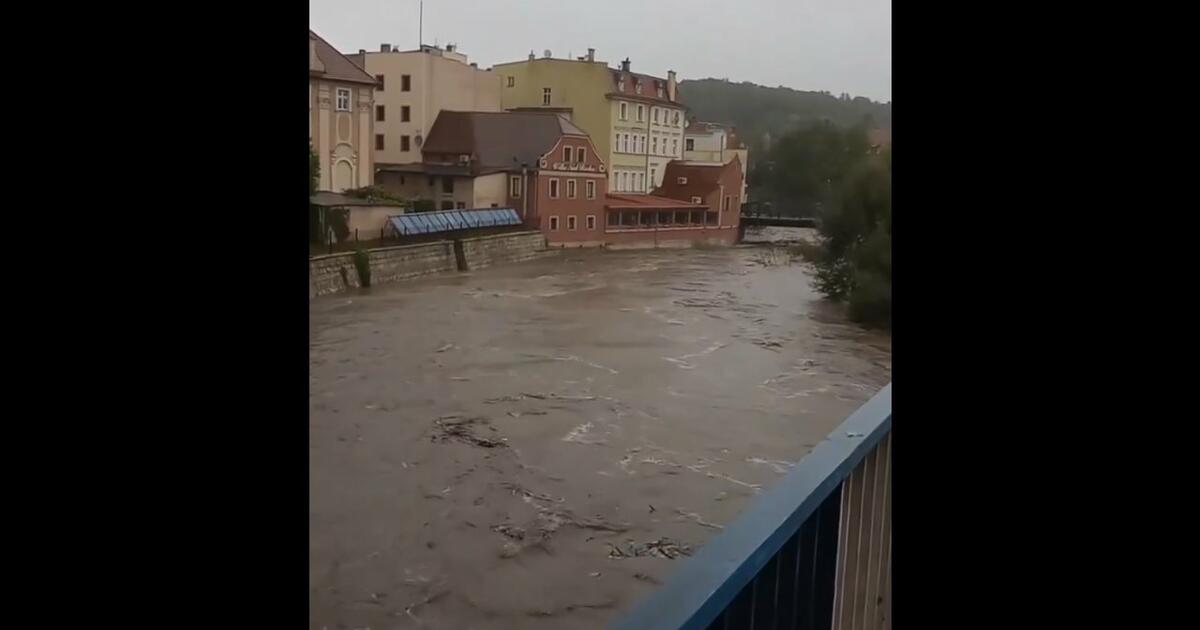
[611,384,892,630]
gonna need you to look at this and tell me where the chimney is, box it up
[529,50,536,61]
[470,62,477,68]
[381,43,391,53]
[667,70,677,102]
[621,58,631,72]
[358,49,365,55]
[446,43,455,52]
[587,48,595,62]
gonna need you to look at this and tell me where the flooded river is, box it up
[309,228,891,629]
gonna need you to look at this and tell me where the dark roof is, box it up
[654,158,742,199]
[310,30,378,86]
[609,69,682,106]
[605,193,705,209]
[375,163,508,177]
[310,191,404,207]
[422,111,589,169]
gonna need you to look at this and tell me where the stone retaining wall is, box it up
[309,231,553,298]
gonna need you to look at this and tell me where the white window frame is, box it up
[620,102,627,120]
[672,139,678,156]
[623,134,630,152]
[543,87,552,105]
[577,147,586,163]
[567,179,577,199]
[586,215,596,230]
[567,215,577,231]
[507,76,515,87]
[691,196,703,204]
[563,146,572,163]
[650,167,656,185]
[510,175,522,198]
[549,178,560,198]
[635,82,642,95]
[652,137,658,155]
[658,86,664,98]
[585,180,596,199]
[549,216,559,231]
[653,108,659,123]
[637,104,644,122]
[685,138,695,151]
[336,88,351,111]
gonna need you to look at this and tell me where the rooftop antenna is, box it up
[419,0,423,48]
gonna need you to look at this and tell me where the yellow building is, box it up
[310,30,376,192]
[494,51,686,192]
[349,43,501,167]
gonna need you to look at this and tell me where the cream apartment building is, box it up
[683,119,749,202]
[495,52,686,193]
[349,44,502,167]
[309,30,376,192]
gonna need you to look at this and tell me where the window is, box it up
[652,137,658,154]
[375,134,385,150]
[586,215,596,230]
[674,112,681,126]
[456,201,467,209]
[623,134,630,152]
[586,180,595,199]
[653,109,659,123]
[691,196,702,204]
[658,211,672,225]
[543,87,552,105]
[549,178,560,198]
[376,74,385,90]
[401,74,412,91]
[563,146,572,163]
[637,105,644,121]
[401,105,410,122]
[507,76,515,87]
[637,173,644,191]
[672,139,678,156]
[635,81,642,95]
[577,147,586,163]
[620,102,627,119]
[549,216,559,231]
[615,133,620,150]
[567,179,577,198]
[650,167,656,185]
[686,138,695,151]
[567,216,577,231]
[657,86,664,98]
[639,135,645,153]
[336,88,351,111]
[442,177,454,194]
[441,200,454,210]
[677,176,688,184]
[376,105,385,121]
[401,135,411,151]
[620,172,628,191]
[491,203,499,208]
[618,79,625,92]
[723,196,731,211]
[510,175,522,198]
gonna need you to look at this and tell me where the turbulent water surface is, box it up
[309,228,890,629]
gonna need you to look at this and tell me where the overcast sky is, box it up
[311,0,891,103]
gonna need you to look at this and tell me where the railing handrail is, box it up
[610,384,892,630]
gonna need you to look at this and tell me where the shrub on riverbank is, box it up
[797,136,891,329]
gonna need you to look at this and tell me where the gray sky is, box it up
[311,0,891,102]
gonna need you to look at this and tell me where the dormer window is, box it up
[677,176,688,184]
[635,81,642,95]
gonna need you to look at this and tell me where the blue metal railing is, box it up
[611,384,892,630]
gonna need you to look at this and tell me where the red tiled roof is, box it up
[609,70,681,105]
[310,30,378,86]
[605,193,706,209]
[654,158,742,199]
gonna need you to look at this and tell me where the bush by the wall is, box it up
[352,246,371,287]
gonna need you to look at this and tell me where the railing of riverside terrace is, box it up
[611,384,892,630]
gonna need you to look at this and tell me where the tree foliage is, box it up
[788,126,891,329]
[310,141,319,197]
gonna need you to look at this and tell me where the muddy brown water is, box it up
[310,227,891,629]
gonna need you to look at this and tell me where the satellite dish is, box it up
[543,49,552,58]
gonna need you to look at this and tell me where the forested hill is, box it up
[678,79,891,163]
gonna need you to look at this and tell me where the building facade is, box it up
[374,111,609,245]
[310,30,377,192]
[349,44,502,167]
[493,51,686,194]
[683,119,749,202]
[655,157,745,230]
